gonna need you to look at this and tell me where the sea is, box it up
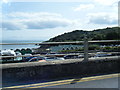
[0,40,44,50]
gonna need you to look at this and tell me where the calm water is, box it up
[1,40,43,50]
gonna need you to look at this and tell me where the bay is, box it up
[1,40,43,50]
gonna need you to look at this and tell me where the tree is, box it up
[89,45,100,50]
[46,27,120,42]
[14,49,21,52]
[26,48,32,54]
[20,49,26,55]
[106,32,119,40]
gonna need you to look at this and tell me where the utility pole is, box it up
[84,35,89,62]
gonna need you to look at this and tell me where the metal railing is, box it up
[0,40,120,62]
[0,40,120,45]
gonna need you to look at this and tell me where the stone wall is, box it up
[2,57,119,85]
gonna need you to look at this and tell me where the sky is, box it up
[0,0,119,41]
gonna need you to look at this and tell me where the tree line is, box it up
[47,27,120,42]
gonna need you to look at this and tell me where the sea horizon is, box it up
[1,39,46,50]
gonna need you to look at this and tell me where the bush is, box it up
[26,48,32,54]
[14,49,21,52]
[89,45,100,50]
[20,49,26,55]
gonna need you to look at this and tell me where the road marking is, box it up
[29,75,119,88]
[3,73,120,89]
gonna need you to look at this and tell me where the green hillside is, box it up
[47,27,120,42]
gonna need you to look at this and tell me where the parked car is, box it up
[44,57,64,61]
[22,54,33,62]
[14,51,22,61]
[0,49,16,61]
[78,55,84,58]
[23,56,34,62]
[28,56,46,62]
[0,49,16,56]
[63,55,79,59]
[94,52,112,57]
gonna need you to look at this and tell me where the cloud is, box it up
[2,12,75,30]
[2,0,9,3]
[23,18,73,29]
[1,21,27,30]
[88,13,117,25]
[73,4,94,11]
[7,12,62,19]
[1,0,11,6]
[93,0,119,6]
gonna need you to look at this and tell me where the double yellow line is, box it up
[3,73,120,89]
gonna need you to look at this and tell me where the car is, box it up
[44,57,64,61]
[14,51,22,61]
[28,56,46,62]
[94,52,112,57]
[78,55,84,58]
[0,49,16,56]
[0,50,16,61]
[28,56,65,62]
[23,56,34,62]
[63,55,79,59]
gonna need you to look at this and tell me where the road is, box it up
[2,73,119,89]
[48,76,119,88]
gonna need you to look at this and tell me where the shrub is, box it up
[89,45,100,50]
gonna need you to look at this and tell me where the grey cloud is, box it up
[24,19,71,29]
[2,12,75,30]
[1,21,27,30]
[89,15,117,25]
[1,18,72,30]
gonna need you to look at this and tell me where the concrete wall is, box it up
[2,57,119,84]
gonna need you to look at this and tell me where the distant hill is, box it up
[47,27,120,42]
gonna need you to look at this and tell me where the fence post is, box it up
[84,36,88,62]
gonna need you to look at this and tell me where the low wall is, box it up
[1,56,120,85]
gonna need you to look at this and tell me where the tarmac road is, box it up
[2,73,120,89]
